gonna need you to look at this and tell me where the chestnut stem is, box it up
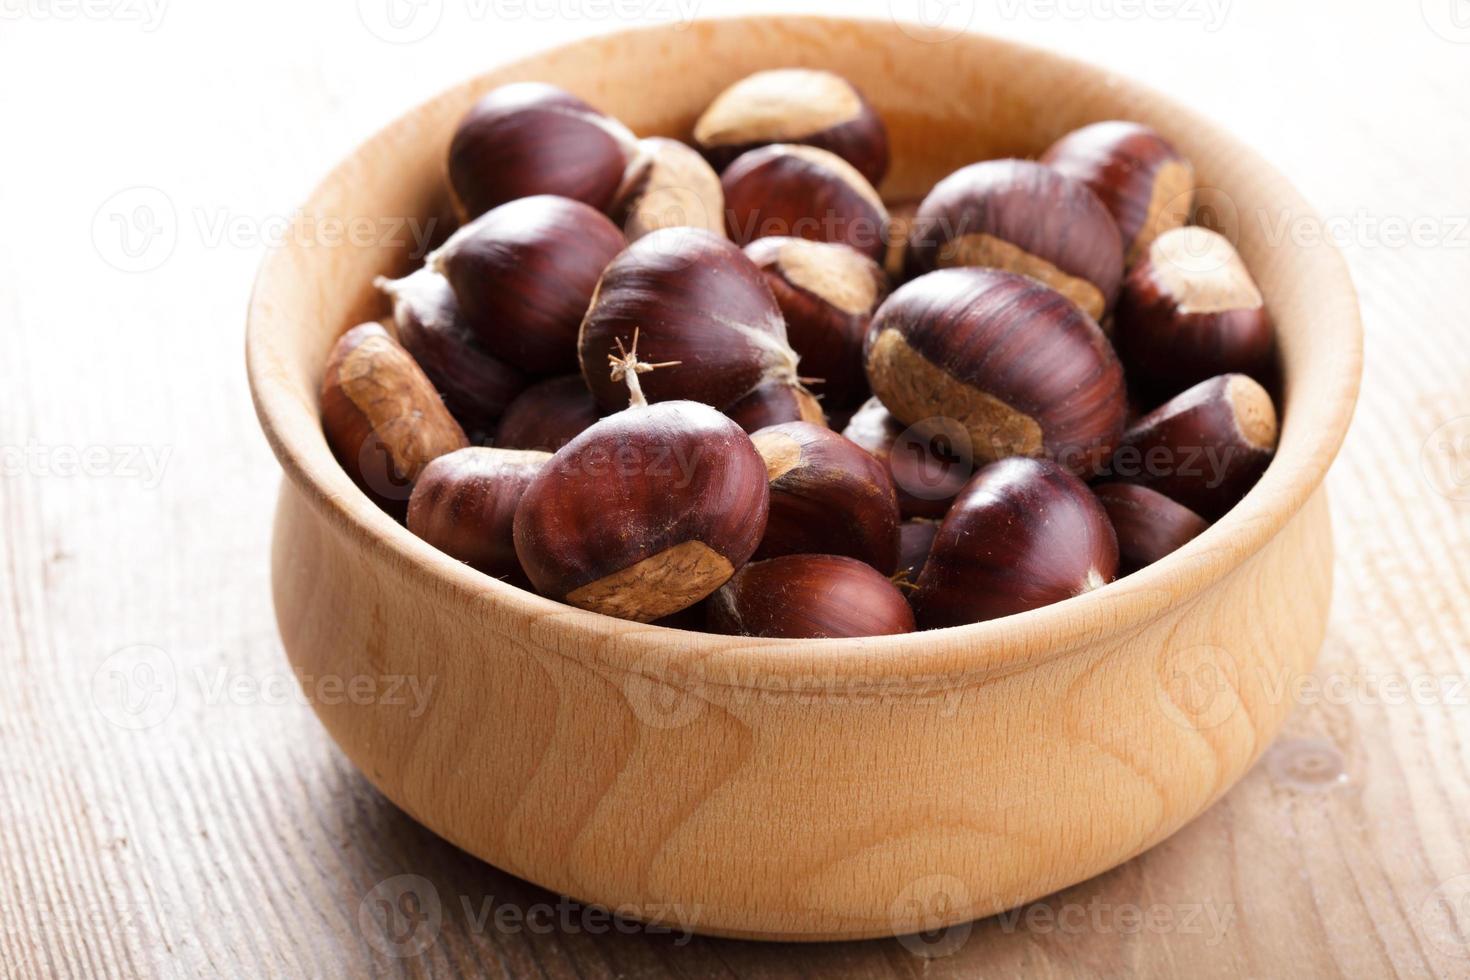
[607,330,679,409]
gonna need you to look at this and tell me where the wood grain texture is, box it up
[2,1,1467,975]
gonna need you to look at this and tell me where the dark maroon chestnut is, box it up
[897,518,940,583]
[864,268,1128,477]
[725,379,826,433]
[749,422,900,573]
[1107,373,1278,519]
[608,136,726,243]
[708,554,915,639]
[494,375,601,453]
[912,457,1119,628]
[429,195,625,376]
[842,397,971,519]
[1114,226,1275,399]
[721,144,889,261]
[692,69,889,186]
[320,322,469,516]
[578,226,800,412]
[743,236,888,411]
[1092,483,1209,575]
[905,159,1124,320]
[1041,120,1195,266]
[407,447,550,582]
[513,344,770,622]
[447,82,635,220]
[375,268,528,435]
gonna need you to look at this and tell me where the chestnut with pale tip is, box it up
[493,374,601,453]
[707,554,915,639]
[744,236,888,411]
[447,82,635,220]
[608,136,726,242]
[721,144,889,262]
[1041,120,1195,266]
[1092,482,1209,575]
[692,68,890,186]
[1114,226,1275,398]
[912,457,1119,628]
[407,447,550,583]
[905,159,1124,320]
[578,226,801,412]
[841,397,971,519]
[864,268,1128,478]
[429,195,625,376]
[320,322,469,516]
[514,340,770,623]
[374,268,527,435]
[750,421,900,573]
[725,379,825,433]
[1109,372,1278,519]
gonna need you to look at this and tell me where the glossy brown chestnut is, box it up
[743,236,888,411]
[1114,226,1275,399]
[577,226,799,412]
[374,268,527,435]
[724,379,825,433]
[896,518,940,585]
[407,446,550,582]
[608,136,726,242]
[320,322,469,516]
[707,554,915,639]
[864,268,1128,477]
[749,421,900,573]
[1092,482,1209,575]
[513,347,770,622]
[721,144,889,262]
[692,69,890,186]
[905,159,1124,320]
[841,397,971,519]
[1041,120,1195,266]
[447,82,635,220]
[1108,373,1278,519]
[493,374,601,453]
[429,195,625,376]
[912,457,1119,628]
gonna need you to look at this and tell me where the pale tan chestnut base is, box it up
[272,479,1333,941]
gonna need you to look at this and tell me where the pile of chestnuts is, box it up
[321,69,1281,639]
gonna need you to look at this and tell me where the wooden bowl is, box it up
[246,17,1361,942]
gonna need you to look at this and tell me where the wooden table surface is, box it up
[3,1,1468,976]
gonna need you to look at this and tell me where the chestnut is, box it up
[743,236,888,411]
[1041,120,1195,266]
[707,555,915,639]
[578,226,799,413]
[374,268,527,436]
[1092,482,1209,575]
[905,159,1124,320]
[320,322,469,516]
[608,136,725,242]
[842,397,971,519]
[912,457,1119,628]
[864,268,1128,478]
[1113,226,1275,399]
[429,195,625,376]
[493,374,601,453]
[883,199,920,283]
[447,82,635,220]
[725,379,826,433]
[749,421,900,573]
[513,342,769,622]
[897,518,940,583]
[692,68,890,186]
[407,446,550,583]
[1108,373,1278,519]
[721,144,889,262]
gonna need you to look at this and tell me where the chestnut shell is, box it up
[842,397,972,519]
[407,447,550,583]
[708,554,915,639]
[725,380,826,433]
[494,374,601,453]
[722,145,889,262]
[1092,482,1209,575]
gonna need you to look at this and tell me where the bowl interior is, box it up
[246,15,1361,681]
